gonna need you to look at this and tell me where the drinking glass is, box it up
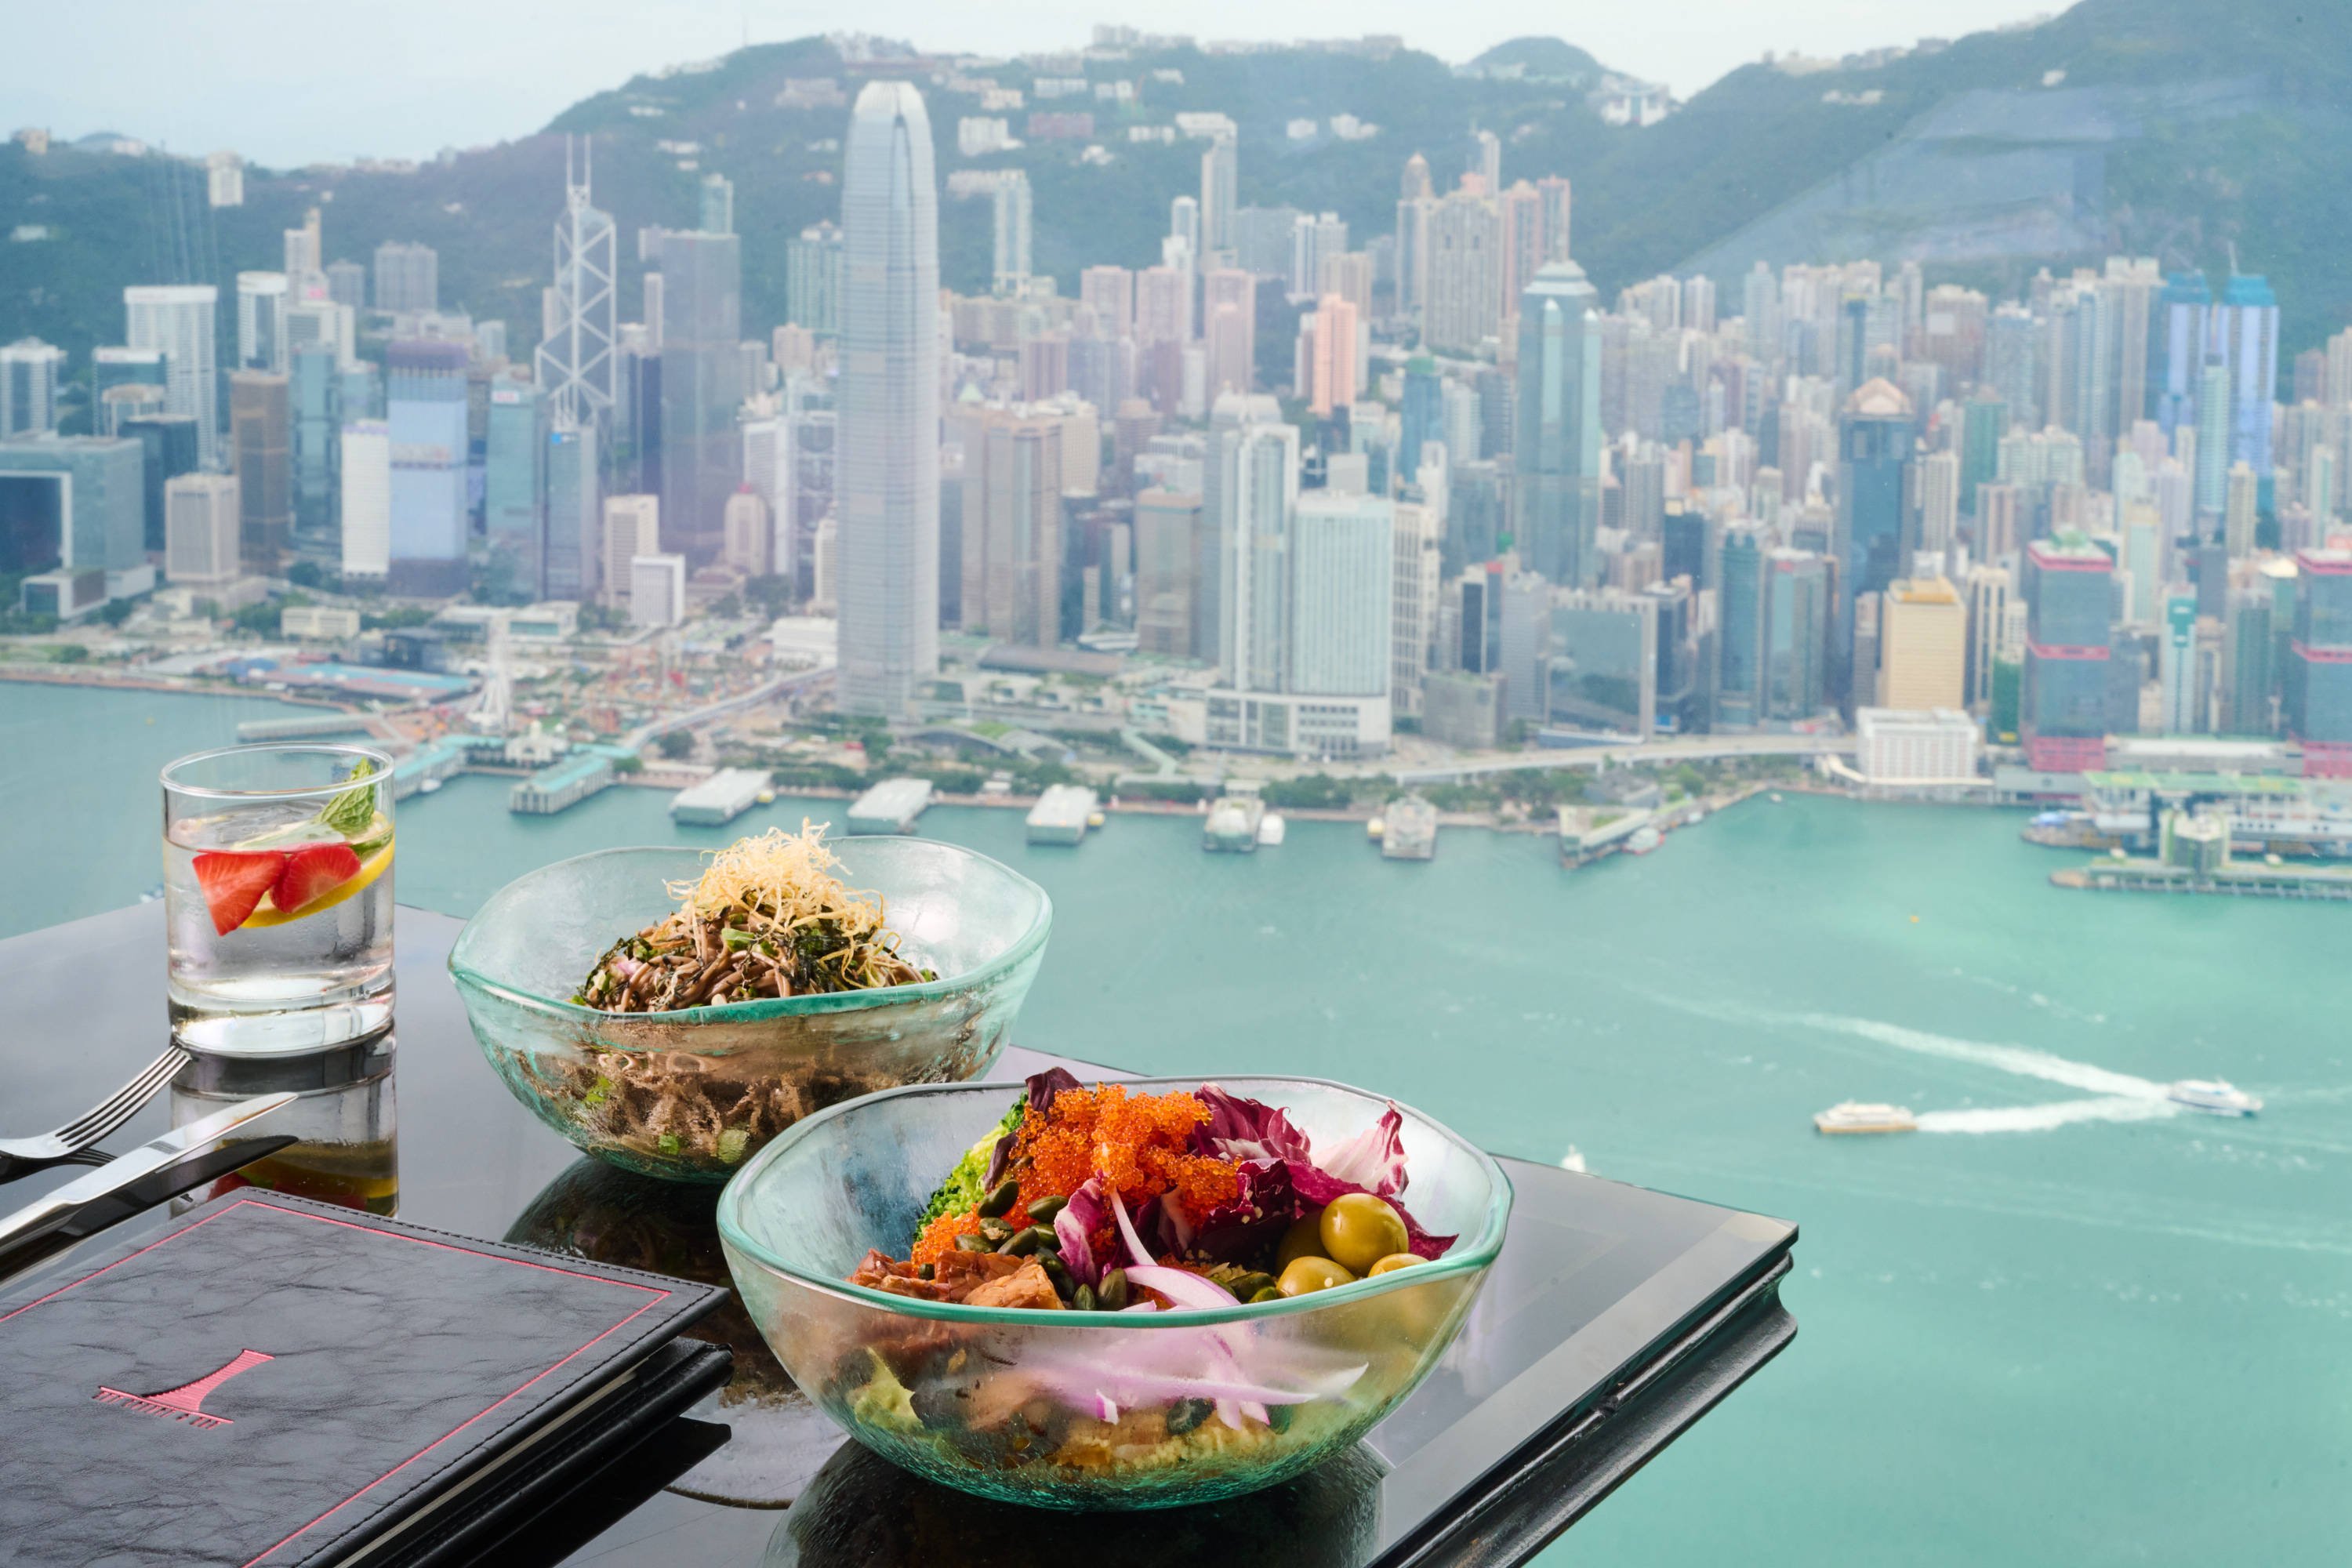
[162,743,395,1054]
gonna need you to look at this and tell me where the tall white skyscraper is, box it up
[837,80,942,717]
[1289,491,1396,697]
[126,285,221,469]
[537,137,617,426]
[338,420,390,580]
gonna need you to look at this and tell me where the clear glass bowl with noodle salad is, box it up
[449,834,1052,1182]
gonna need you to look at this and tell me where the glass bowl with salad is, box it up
[716,1071,1512,1509]
[448,826,1051,1182]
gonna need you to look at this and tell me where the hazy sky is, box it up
[14,0,2064,168]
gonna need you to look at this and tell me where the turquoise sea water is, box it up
[9,682,2350,1563]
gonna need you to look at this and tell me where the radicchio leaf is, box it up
[1189,1084,1315,1166]
[1025,1066,1083,1116]
[1054,1178,1109,1286]
[1152,1157,1297,1265]
[1313,1104,1410,1197]
[1196,1089,1455,1260]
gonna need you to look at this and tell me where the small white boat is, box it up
[2167,1080,2262,1116]
[1624,825,1663,855]
[1559,1145,1587,1174]
[419,778,443,794]
[756,788,777,805]
[1813,1102,1918,1134]
[1257,812,1287,847]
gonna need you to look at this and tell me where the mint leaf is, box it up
[319,759,379,840]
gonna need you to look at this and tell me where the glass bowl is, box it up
[717,1076,1513,1509]
[448,841,1051,1182]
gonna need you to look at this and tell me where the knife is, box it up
[0,1134,299,1283]
[0,1093,298,1258]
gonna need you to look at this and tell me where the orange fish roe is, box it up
[909,1205,982,1269]
[1011,1084,1240,1229]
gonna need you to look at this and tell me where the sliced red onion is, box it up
[1123,1264,1241,1312]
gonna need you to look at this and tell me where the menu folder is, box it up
[0,1191,732,1568]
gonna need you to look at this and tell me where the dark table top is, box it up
[0,903,1796,1566]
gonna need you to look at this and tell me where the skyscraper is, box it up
[485,376,548,600]
[1203,268,1256,397]
[699,172,735,236]
[372,242,438,314]
[1761,549,1831,722]
[536,136,617,426]
[1200,135,1237,263]
[837,80,941,717]
[228,371,290,574]
[1288,492,1394,698]
[1398,356,1443,486]
[165,473,241,586]
[1425,186,1501,352]
[1876,577,1966,710]
[1536,175,1572,262]
[2286,548,2352,777]
[2212,272,2279,484]
[964,409,1063,648]
[2151,270,2211,434]
[1513,261,1604,589]
[992,172,1033,294]
[236,271,289,372]
[1396,155,1434,332]
[1,338,65,437]
[289,340,339,552]
[125,285,220,468]
[658,230,745,562]
[1835,378,1915,698]
[339,421,390,580]
[786,221,844,335]
[384,340,469,596]
[544,417,600,603]
[2020,535,2115,772]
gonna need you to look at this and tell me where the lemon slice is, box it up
[245,840,395,927]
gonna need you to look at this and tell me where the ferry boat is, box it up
[1624,824,1664,855]
[1812,1102,1918,1134]
[1257,812,1287,847]
[2166,1079,2262,1116]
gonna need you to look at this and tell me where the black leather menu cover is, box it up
[0,1192,728,1568]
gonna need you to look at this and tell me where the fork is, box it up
[0,1046,190,1166]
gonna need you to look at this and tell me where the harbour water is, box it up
[8,681,2350,1564]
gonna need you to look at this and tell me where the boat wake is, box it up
[1785,1013,2167,1100]
[1915,1098,2181,1134]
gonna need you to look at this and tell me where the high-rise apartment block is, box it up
[228,371,290,574]
[1,338,64,437]
[372,242,439,314]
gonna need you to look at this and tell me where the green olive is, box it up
[1275,1212,1327,1269]
[1319,1193,1410,1274]
[1277,1255,1355,1297]
[1367,1252,1421,1276]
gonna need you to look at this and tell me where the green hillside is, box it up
[7,0,2352,401]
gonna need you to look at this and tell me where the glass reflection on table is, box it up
[170,1031,397,1214]
[506,1156,844,1508]
[767,1439,1386,1567]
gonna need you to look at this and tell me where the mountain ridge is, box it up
[5,0,2351,392]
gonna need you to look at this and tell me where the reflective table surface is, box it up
[2,904,1798,1566]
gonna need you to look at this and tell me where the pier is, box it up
[234,712,379,742]
[1025,784,1098,845]
[848,777,934,835]
[2053,862,2352,901]
[1381,795,1439,860]
[510,747,630,815]
[670,768,770,826]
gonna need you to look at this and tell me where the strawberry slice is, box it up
[193,851,289,935]
[271,841,364,916]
